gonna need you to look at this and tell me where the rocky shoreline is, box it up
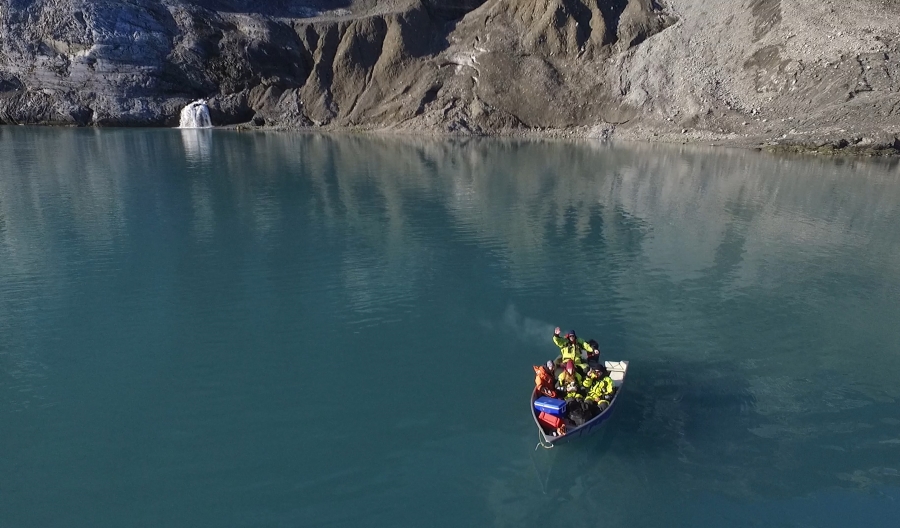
[2,0,899,156]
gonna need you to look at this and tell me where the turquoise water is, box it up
[2,127,900,527]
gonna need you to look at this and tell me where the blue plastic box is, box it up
[534,396,567,416]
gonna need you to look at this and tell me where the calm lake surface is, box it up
[2,127,900,527]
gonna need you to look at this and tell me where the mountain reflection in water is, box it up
[1,128,899,528]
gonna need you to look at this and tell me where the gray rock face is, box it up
[1,0,898,150]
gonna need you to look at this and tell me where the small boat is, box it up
[532,360,628,447]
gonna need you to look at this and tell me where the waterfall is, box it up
[178,99,212,129]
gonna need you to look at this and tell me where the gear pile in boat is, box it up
[532,327,617,437]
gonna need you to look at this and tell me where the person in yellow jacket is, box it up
[552,327,595,370]
[583,368,615,411]
[556,359,584,400]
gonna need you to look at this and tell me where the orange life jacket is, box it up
[533,365,557,398]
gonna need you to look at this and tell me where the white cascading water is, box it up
[178,99,212,128]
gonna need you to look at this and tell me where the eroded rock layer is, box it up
[1,0,898,150]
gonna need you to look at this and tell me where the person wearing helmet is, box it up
[556,359,584,401]
[583,367,614,412]
[533,360,558,398]
[552,327,595,371]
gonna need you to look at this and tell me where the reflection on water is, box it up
[180,129,212,164]
[1,128,900,527]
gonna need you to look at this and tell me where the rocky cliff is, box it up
[1,0,899,151]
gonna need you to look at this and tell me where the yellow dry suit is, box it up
[584,375,614,404]
[552,335,594,369]
[556,369,584,400]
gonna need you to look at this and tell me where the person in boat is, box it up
[552,327,595,371]
[586,339,601,365]
[533,360,557,398]
[583,368,615,412]
[556,359,584,401]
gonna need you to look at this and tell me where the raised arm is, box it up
[552,327,567,348]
